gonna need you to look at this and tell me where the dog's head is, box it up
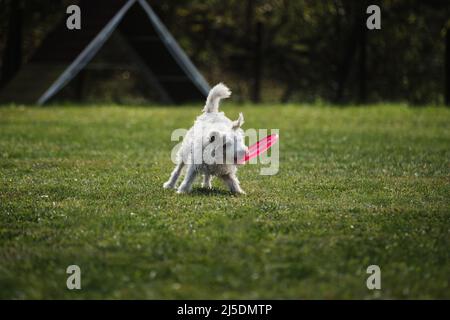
[203,113,248,165]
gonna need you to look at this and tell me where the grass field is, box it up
[0,104,449,299]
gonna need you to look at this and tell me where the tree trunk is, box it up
[1,0,23,87]
[335,2,366,104]
[335,24,359,103]
[252,22,263,103]
[358,26,367,104]
[446,28,450,106]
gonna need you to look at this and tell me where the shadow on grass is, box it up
[189,187,235,197]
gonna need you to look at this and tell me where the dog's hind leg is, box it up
[177,165,198,194]
[220,174,245,195]
[163,162,184,189]
[202,174,212,189]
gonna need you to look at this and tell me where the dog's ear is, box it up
[232,113,245,130]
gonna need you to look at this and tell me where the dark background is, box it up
[0,0,449,105]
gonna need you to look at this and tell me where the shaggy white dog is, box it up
[163,83,248,194]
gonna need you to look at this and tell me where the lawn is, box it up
[0,104,449,299]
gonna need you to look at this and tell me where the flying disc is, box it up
[239,133,279,164]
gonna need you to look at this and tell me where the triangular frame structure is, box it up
[0,0,210,105]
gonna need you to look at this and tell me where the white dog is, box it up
[163,83,248,194]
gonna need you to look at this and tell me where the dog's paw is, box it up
[176,185,191,194]
[233,189,246,195]
[163,181,176,189]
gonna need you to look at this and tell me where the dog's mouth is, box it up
[234,149,249,164]
[208,150,248,165]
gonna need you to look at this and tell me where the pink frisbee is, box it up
[239,134,279,164]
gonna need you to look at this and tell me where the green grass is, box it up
[0,104,449,299]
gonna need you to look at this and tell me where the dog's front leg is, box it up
[221,174,245,195]
[202,174,212,189]
[163,162,184,189]
[177,165,197,194]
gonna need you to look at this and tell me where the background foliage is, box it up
[0,0,449,104]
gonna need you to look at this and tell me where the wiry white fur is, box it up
[163,83,248,194]
[203,83,231,113]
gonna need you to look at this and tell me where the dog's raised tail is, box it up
[203,83,231,113]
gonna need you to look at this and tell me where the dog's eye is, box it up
[210,135,215,143]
